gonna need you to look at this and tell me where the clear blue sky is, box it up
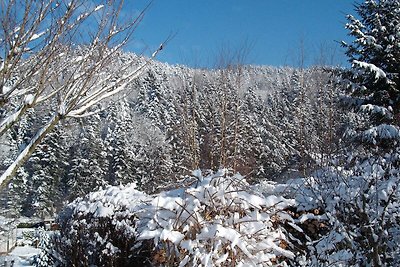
[125,1,360,68]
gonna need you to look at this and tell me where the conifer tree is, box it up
[24,125,68,217]
[342,0,400,146]
[104,100,134,186]
[66,117,108,200]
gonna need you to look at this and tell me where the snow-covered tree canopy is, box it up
[342,0,400,145]
[343,0,400,104]
[0,0,166,188]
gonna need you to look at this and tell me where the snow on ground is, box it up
[0,228,41,267]
[0,246,40,267]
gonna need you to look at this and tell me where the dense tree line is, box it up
[0,62,343,217]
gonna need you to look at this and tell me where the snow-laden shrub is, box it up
[53,183,151,267]
[266,148,400,266]
[137,169,297,266]
[54,170,300,266]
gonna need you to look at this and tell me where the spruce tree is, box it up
[24,126,68,217]
[342,0,400,146]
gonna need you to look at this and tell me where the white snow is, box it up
[58,102,66,116]
[10,246,41,259]
[353,60,387,80]
[13,27,21,34]
[0,114,59,187]
[159,229,185,244]
[65,170,298,266]
[362,124,400,143]
[76,12,89,22]
[94,5,104,12]
[2,85,11,94]
[29,31,45,42]
[360,104,393,119]
[24,94,34,105]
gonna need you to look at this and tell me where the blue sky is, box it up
[126,1,360,68]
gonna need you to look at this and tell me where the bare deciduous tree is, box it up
[0,0,166,188]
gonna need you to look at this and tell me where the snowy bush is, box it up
[136,169,298,266]
[269,148,400,266]
[55,170,301,266]
[54,183,150,266]
[58,165,400,266]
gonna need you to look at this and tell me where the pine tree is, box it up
[172,73,201,173]
[23,125,68,217]
[33,227,55,267]
[235,87,265,179]
[103,100,137,186]
[342,0,400,146]
[2,109,38,215]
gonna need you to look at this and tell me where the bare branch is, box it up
[0,0,165,189]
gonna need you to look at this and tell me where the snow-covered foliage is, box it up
[360,103,393,120]
[284,2,400,265]
[0,0,165,188]
[1,62,342,216]
[55,151,400,266]
[54,182,147,266]
[342,0,400,146]
[360,123,400,144]
[3,0,400,266]
[54,170,300,266]
[138,170,297,266]
[352,60,387,80]
[33,227,54,267]
[259,146,400,266]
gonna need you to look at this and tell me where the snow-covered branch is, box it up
[0,113,61,187]
[68,47,164,117]
[0,0,164,189]
[352,60,387,80]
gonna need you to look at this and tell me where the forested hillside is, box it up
[1,0,400,266]
[1,60,342,217]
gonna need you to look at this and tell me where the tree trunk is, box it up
[0,113,61,189]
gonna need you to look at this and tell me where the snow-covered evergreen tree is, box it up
[289,2,400,265]
[33,227,55,267]
[104,100,134,186]
[66,118,108,201]
[24,125,68,217]
[342,0,400,146]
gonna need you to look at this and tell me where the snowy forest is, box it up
[1,0,400,266]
